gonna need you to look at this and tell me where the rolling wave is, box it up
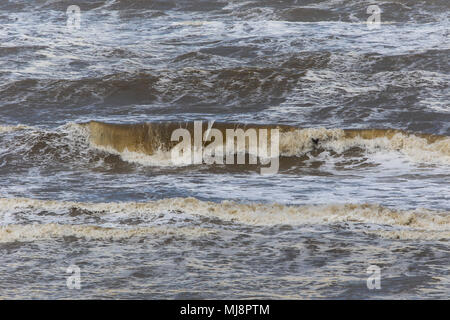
[0,223,213,243]
[0,196,448,241]
[85,121,450,165]
[1,122,449,167]
[0,68,303,109]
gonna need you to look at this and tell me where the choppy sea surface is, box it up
[0,0,449,299]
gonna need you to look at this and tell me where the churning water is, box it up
[0,0,449,299]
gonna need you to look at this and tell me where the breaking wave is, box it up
[84,121,450,166]
[0,197,448,241]
[0,223,214,243]
[1,121,449,167]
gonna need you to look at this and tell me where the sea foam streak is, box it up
[1,197,448,241]
[0,223,214,243]
[0,124,33,133]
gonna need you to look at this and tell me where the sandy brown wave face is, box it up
[82,121,450,165]
[84,120,291,154]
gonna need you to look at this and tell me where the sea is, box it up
[0,0,449,299]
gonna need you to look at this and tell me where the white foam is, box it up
[0,197,448,239]
[280,128,450,165]
[0,223,215,242]
[0,124,33,134]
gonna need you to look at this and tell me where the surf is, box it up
[0,196,448,241]
[80,121,450,166]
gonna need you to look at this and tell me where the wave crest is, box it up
[84,121,450,166]
[0,223,214,243]
[0,197,448,241]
